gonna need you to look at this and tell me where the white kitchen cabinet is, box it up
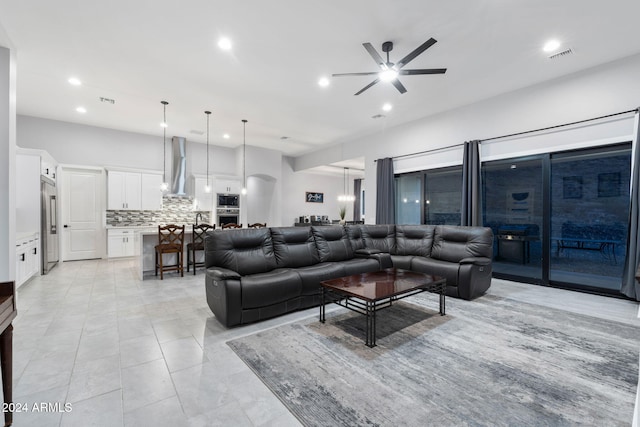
[40,152,57,182]
[141,173,163,210]
[16,232,40,287]
[215,177,241,194]
[108,229,136,258]
[108,171,141,210]
[192,176,214,211]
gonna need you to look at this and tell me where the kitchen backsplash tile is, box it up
[106,196,211,226]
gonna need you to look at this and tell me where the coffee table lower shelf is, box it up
[319,269,446,348]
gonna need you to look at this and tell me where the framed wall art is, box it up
[306,192,324,203]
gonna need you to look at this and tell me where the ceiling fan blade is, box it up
[396,38,437,69]
[399,68,447,75]
[363,42,387,69]
[332,72,380,77]
[391,79,407,94]
[354,78,380,96]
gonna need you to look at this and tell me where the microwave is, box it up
[217,193,239,208]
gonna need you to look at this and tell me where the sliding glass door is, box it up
[481,143,631,294]
[549,145,631,291]
[482,157,544,281]
[395,173,422,224]
[424,167,462,225]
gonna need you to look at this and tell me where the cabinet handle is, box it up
[20,254,25,261]
[33,248,37,255]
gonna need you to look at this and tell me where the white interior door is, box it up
[61,167,104,261]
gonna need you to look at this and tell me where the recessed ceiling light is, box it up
[543,39,561,53]
[382,103,392,112]
[68,77,82,86]
[218,37,232,51]
[223,133,230,139]
[76,106,86,113]
[318,77,330,87]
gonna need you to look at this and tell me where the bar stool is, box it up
[187,223,214,275]
[155,224,185,279]
[222,223,242,229]
[248,223,267,228]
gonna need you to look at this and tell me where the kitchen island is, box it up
[137,228,197,280]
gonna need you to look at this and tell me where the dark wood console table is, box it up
[0,282,16,427]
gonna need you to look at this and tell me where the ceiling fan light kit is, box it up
[332,37,447,95]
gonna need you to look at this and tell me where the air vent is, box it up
[99,97,115,104]
[371,114,386,119]
[189,129,204,135]
[549,48,573,60]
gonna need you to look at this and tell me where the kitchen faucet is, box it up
[195,212,203,225]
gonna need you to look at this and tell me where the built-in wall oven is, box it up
[217,208,240,227]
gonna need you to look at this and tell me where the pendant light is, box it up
[160,101,169,192]
[204,110,212,193]
[241,119,247,195]
[338,167,356,202]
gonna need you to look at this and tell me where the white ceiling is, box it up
[2,0,640,165]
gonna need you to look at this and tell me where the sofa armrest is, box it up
[459,257,491,266]
[205,268,242,327]
[206,266,241,280]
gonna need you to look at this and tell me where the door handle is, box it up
[63,225,69,228]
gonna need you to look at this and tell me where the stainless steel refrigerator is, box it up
[41,176,58,274]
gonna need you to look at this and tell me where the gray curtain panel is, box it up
[621,111,640,300]
[461,140,482,226]
[376,158,396,224]
[353,178,362,221]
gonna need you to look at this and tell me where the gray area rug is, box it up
[227,293,639,426]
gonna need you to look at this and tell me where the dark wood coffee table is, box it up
[319,268,446,347]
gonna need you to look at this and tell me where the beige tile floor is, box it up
[7,259,640,426]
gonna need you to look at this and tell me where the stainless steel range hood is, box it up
[171,136,187,196]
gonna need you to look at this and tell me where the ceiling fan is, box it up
[332,38,447,95]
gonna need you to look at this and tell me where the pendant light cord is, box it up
[242,119,247,190]
[205,111,211,187]
[161,101,168,187]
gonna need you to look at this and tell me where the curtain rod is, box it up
[374,108,638,162]
[480,108,638,143]
[374,142,464,162]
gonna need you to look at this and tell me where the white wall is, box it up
[17,115,237,177]
[281,157,355,225]
[295,52,640,224]
[0,43,16,282]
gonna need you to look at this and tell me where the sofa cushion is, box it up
[395,225,436,257]
[345,225,365,251]
[430,225,493,263]
[311,226,354,262]
[241,269,301,309]
[271,227,320,268]
[204,228,276,275]
[361,224,396,254]
[294,262,347,295]
[341,258,380,276]
[390,255,414,270]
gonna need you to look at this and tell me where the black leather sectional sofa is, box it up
[204,224,493,327]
